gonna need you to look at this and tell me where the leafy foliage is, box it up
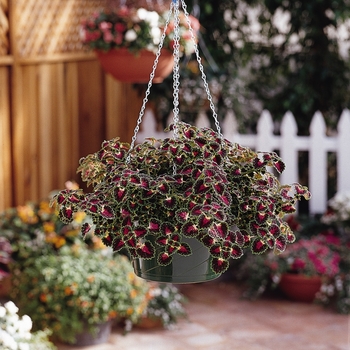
[53,121,310,275]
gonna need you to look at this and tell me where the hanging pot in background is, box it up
[71,321,112,347]
[95,48,174,83]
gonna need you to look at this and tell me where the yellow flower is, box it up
[17,205,38,224]
[73,211,86,223]
[54,237,66,249]
[43,221,55,233]
[130,289,138,299]
[65,229,79,237]
[126,307,134,316]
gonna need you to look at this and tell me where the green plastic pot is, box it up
[132,237,221,283]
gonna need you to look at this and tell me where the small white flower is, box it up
[124,29,137,42]
[0,305,6,317]
[136,8,148,21]
[5,301,19,315]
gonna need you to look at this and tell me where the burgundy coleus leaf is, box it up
[81,222,91,237]
[114,148,125,160]
[55,192,68,205]
[219,192,231,206]
[253,157,265,169]
[140,177,150,189]
[213,209,226,221]
[182,222,199,237]
[193,179,210,194]
[122,216,132,227]
[174,155,186,166]
[209,244,222,257]
[163,196,176,209]
[160,223,176,236]
[209,222,228,238]
[114,187,126,202]
[204,168,216,177]
[231,167,242,176]
[195,137,206,148]
[198,214,213,228]
[256,212,268,224]
[102,234,113,247]
[148,219,160,232]
[213,182,225,195]
[263,153,272,161]
[179,165,193,175]
[166,245,177,255]
[176,210,190,222]
[120,208,130,217]
[230,245,243,259]
[134,226,147,238]
[256,202,267,212]
[59,206,74,223]
[213,154,222,165]
[169,145,179,155]
[258,228,268,237]
[250,221,259,234]
[142,189,156,199]
[136,242,155,259]
[281,204,296,213]
[266,237,275,248]
[126,237,137,248]
[269,224,280,237]
[274,160,285,173]
[251,239,268,254]
[86,204,98,214]
[275,235,287,252]
[177,242,192,256]
[129,174,140,184]
[112,237,125,252]
[157,252,172,266]
[183,128,195,139]
[156,236,168,246]
[211,258,229,274]
[287,232,296,243]
[192,168,203,179]
[158,182,170,194]
[191,205,202,216]
[100,205,114,219]
[201,234,215,248]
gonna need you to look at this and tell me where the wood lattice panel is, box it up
[0,0,9,55]
[12,0,106,57]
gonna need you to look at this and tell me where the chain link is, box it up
[180,0,223,139]
[126,3,175,163]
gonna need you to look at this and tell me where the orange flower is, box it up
[126,307,134,315]
[130,289,137,299]
[64,286,74,296]
[54,237,66,249]
[108,310,118,319]
[40,293,47,302]
[87,275,95,283]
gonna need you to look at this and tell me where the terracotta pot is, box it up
[136,316,163,329]
[95,48,174,83]
[0,275,11,298]
[279,273,322,303]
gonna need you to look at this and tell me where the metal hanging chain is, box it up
[126,3,175,163]
[180,0,223,139]
[171,0,181,140]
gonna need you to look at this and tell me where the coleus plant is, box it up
[53,122,310,274]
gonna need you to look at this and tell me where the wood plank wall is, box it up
[0,0,144,211]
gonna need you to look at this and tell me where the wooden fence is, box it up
[136,109,350,215]
[0,0,144,211]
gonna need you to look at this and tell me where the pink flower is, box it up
[115,23,126,33]
[291,258,306,271]
[103,31,114,43]
[99,21,112,31]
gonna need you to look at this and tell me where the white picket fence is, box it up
[136,109,350,215]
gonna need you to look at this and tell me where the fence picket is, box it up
[337,109,350,193]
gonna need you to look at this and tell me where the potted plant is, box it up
[9,249,150,345]
[0,301,55,350]
[137,283,187,329]
[52,120,310,284]
[80,5,200,82]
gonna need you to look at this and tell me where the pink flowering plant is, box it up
[267,233,341,279]
[80,6,199,56]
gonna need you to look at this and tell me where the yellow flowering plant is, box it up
[9,249,149,344]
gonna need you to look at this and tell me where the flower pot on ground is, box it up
[279,273,323,303]
[9,250,149,344]
[80,6,199,83]
[53,121,310,283]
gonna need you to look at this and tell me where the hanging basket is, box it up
[132,237,221,283]
[52,0,310,285]
[95,48,174,83]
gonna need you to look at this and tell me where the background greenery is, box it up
[151,0,350,135]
